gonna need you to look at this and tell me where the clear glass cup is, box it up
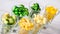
[0,10,17,34]
[43,6,59,23]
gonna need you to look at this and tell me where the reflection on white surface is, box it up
[0,0,60,34]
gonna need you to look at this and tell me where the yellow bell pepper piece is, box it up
[46,6,58,15]
[45,6,58,21]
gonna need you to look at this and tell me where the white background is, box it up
[0,0,60,34]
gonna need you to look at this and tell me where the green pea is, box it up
[13,6,19,12]
[19,14,23,17]
[23,11,29,16]
[14,11,19,16]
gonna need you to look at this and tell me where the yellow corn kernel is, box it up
[33,14,46,25]
[25,23,34,30]
[19,18,34,31]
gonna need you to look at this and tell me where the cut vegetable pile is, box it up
[1,3,58,34]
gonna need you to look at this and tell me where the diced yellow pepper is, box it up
[46,14,54,21]
[45,6,58,21]
[46,6,57,15]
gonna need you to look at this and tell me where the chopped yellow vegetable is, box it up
[46,6,57,15]
[2,13,16,25]
[2,13,9,21]
[46,14,54,21]
[45,6,58,21]
[19,18,34,31]
[33,14,46,25]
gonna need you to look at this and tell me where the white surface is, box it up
[0,0,60,34]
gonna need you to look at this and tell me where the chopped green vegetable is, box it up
[12,15,16,21]
[30,3,41,17]
[13,5,29,18]
[7,17,15,25]
[31,3,41,12]
[2,13,16,25]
